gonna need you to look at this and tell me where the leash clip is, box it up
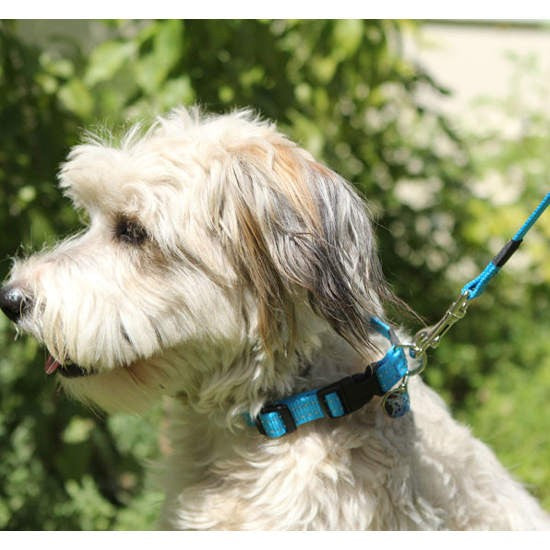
[414,290,470,354]
[403,290,470,377]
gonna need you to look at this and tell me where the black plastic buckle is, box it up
[317,365,382,418]
[255,402,297,436]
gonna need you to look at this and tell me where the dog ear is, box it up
[220,141,390,358]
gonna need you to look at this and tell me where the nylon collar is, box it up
[246,317,410,438]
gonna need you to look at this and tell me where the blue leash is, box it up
[248,193,549,438]
[462,193,550,300]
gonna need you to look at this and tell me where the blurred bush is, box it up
[0,20,548,529]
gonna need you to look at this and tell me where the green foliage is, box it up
[0,20,548,529]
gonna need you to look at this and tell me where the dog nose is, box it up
[0,285,31,323]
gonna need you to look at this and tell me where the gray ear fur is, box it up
[220,142,390,358]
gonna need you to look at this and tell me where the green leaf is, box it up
[62,417,95,444]
[58,78,94,118]
[159,76,195,108]
[332,19,363,59]
[154,19,184,76]
[136,20,184,94]
[84,41,136,86]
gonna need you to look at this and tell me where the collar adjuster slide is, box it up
[255,402,297,436]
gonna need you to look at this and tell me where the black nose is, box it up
[0,285,31,323]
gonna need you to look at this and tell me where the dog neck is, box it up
[157,322,394,528]
[158,323,392,529]
[172,314,385,430]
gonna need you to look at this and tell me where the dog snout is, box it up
[0,284,32,323]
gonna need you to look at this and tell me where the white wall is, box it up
[406,22,550,121]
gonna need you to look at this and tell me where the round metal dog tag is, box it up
[382,388,410,418]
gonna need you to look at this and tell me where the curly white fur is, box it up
[4,108,549,530]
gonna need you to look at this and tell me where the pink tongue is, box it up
[45,355,61,375]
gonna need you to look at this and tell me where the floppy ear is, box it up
[219,141,390,358]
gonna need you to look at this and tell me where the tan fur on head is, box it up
[4,107,549,530]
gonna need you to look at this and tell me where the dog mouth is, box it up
[44,354,96,378]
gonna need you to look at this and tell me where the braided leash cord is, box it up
[462,193,550,300]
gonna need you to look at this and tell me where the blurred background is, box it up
[0,19,549,530]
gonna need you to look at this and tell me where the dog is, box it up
[1,108,549,530]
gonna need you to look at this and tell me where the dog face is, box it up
[1,109,390,415]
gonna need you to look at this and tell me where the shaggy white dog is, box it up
[1,108,549,530]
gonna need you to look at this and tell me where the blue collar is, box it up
[246,317,410,438]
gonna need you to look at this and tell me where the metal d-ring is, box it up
[396,342,428,378]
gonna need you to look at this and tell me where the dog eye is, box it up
[115,216,148,245]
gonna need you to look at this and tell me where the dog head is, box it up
[1,108,393,417]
